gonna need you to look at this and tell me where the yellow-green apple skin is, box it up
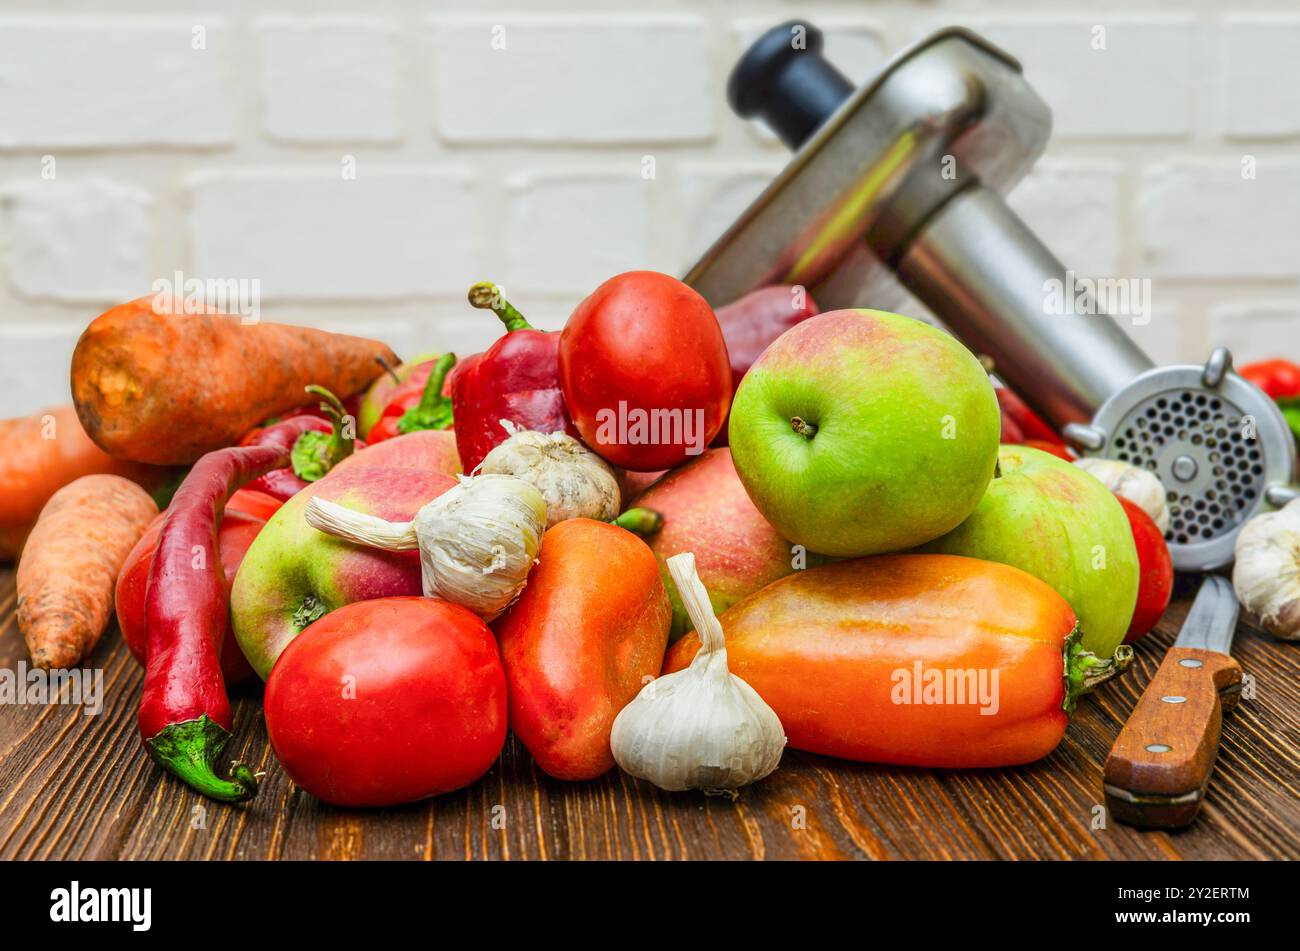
[922,445,1139,658]
[728,309,1000,557]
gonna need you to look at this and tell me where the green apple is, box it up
[922,445,1139,658]
[728,309,1000,557]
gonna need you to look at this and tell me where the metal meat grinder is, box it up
[686,21,1298,571]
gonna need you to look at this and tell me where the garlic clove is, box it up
[1233,498,1300,641]
[1073,458,1171,533]
[478,421,621,528]
[304,473,546,622]
[610,551,785,793]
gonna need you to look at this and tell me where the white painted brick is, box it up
[0,18,233,148]
[187,168,480,300]
[1121,301,1186,368]
[1220,17,1300,138]
[3,179,152,302]
[975,18,1196,139]
[679,163,783,265]
[731,19,889,144]
[1209,301,1300,363]
[256,17,401,144]
[504,171,657,296]
[1138,159,1300,278]
[0,323,80,416]
[1007,160,1123,278]
[430,16,712,143]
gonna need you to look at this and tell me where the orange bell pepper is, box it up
[663,554,1129,768]
[494,518,672,780]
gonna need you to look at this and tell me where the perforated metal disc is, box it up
[1086,361,1296,571]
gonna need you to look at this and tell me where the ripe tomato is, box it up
[558,271,731,471]
[1117,496,1174,642]
[115,495,277,684]
[264,597,507,806]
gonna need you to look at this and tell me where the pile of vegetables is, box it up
[6,277,1292,809]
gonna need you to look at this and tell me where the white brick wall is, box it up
[1,1,1298,418]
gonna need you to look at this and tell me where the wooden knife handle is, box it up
[1103,647,1242,829]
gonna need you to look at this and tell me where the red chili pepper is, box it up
[367,353,457,444]
[138,443,289,802]
[1240,359,1300,400]
[451,283,578,472]
[238,387,364,499]
[995,386,1060,444]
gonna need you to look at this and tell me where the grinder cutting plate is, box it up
[693,20,1299,571]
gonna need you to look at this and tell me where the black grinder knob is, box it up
[727,20,855,150]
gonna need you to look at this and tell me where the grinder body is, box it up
[691,21,1297,571]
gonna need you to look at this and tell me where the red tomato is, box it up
[115,502,274,684]
[264,597,508,807]
[1240,359,1300,400]
[558,271,731,471]
[1022,439,1074,461]
[1117,496,1174,642]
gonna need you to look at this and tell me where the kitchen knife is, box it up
[1103,575,1243,829]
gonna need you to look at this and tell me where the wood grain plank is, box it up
[0,567,1296,860]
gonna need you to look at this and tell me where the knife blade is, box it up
[1102,575,1243,829]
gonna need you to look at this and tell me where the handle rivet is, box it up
[1179,658,1203,668]
[1146,743,1172,753]
[1162,695,1187,704]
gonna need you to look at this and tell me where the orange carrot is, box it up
[0,405,170,560]
[71,297,397,464]
[17,475,158,668]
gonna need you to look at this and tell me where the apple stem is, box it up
[791,416,817,439]
[994,460,1003,479]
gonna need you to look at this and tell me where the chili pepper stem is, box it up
[611,507,662,535]
[396,353,457,435]
[1062,628,1134,714]
[468,282,533,332]
[291,385,357,482]
[145,714,258,803]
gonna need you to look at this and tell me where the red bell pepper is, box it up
[239,387,363,499]
[711,285,820,446]
[367,353,456,444]
[138,443,289,802]
[452,282,578,472]
[1240,359,1300,400]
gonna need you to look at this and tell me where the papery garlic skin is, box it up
[1233,498,1300,641]
[610,551,785,792]
[305,473,546,621]
[1073,458,1170,533]
[478,421,620,528]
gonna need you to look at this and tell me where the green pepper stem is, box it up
[415,353,456,415]
[145,714,259,803]
[1062,628,1134,714]
[308,384,355,462]
[397,353,457,435]
[611,507,663,535]
[468,282,532,332]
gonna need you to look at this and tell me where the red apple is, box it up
[633,447,815,638]
[1117,496,1174,642]
[231,431,460,678]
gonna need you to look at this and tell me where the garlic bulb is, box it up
[305,474,546,621]
[478,421,620,528]
[1073,458,1170,532]
[1233,498,1300,641]
[610,551,785,793]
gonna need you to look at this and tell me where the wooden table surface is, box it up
[0,569,1296,861]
